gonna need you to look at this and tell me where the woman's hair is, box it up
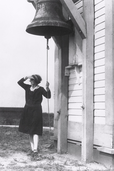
[31,74,42,84]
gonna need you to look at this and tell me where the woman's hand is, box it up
[46,81,50,91]
[24,76,31,80]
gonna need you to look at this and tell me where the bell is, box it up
[26,0,72,37]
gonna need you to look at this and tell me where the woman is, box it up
[17,74,51,160]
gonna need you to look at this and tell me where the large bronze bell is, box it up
[26,0,72,36]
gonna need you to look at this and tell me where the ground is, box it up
[0,126,109,171]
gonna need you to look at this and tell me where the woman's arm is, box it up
[42,88,51,99]
[42,82,51,98]
[17,77,29,90]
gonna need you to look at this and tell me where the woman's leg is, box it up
[29,134,34,151]
[33,134,39,152]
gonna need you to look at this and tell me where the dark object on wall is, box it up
[26,0,72,36]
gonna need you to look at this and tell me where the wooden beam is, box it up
[59,0,86,38]
[54,44,62,141]
[105,0,114,126]
[82,0,94,162]
[97,147,114,154]
[57,35,69,153]
[52,37,62,49]
[105,0,114,148]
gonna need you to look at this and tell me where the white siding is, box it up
[68,0,83,123]
[94,0,105,124]
[68,68,82,122]
[95,1,105,11]
[95,22,105,32]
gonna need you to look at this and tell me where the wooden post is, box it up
[57,35,69,153]
[105,0,114,147]
[54,46,61,140]
[82,0,94,162]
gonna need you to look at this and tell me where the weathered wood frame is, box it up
[55,36,69,153]
[105,0,114,148]
[58,0,94,162]
[82,0,94,162]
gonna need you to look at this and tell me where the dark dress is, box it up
[17,78,51,135]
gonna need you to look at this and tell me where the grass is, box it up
[0,127,109,171]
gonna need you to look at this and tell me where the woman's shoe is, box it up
[27,150,33,156]
[32,152,41,161]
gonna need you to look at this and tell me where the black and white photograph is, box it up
[0,0,113,170]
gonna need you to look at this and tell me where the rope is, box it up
[45,36,51,137]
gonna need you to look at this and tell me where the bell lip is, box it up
[38,0,60,2]
[26,21,73,36]
[26,27,73,36]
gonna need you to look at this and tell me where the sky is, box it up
[0,0,55,112]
